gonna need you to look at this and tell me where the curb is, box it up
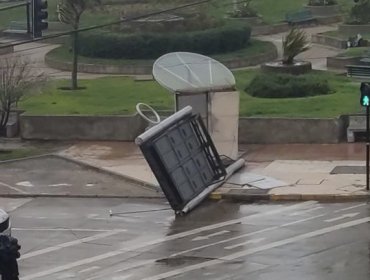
[0,193,164,199]
[210,192,370,202]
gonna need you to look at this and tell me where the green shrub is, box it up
[78,23,251,59]
[245,73,333,98]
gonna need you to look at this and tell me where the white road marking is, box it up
[20,229,127,260]
[224,238,265,250]
[48,183,72,187]
[20,201,317,280]
[13,228,116,232]
[324,213,360,223]
[16,181,34,187]
[56,273,75,279]
[280,214,325,227]
[78,266,100,274]
[334,203,367,213]
[289,206,323,216]
[170,226,278,258]
[140,217,370,280]
[0,181,27,194]
[172,213,327,258]
[86,261,154,280]
[112,275,132,280]
[192,230,230,241]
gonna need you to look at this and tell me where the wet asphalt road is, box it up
[1,198,370,280]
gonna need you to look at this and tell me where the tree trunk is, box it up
[0,105,10,136]
[71,29,79,90]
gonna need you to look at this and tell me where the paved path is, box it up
[256,24,343,70]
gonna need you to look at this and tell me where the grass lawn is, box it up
[20,70,362,118]
[337,47,368,57]
[324,30,370,40]
[0,0,357,30]
[0,148,44,161]
[46,40,275,66]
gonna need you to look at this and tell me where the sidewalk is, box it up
[59,142,370,202]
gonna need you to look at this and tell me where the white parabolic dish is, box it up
[153,52,236,94]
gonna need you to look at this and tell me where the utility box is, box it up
[153,52,240,159]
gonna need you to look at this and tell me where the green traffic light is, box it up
[363,95,370,106]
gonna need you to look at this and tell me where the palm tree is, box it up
[282,28,310,65]
[57,0,101,90]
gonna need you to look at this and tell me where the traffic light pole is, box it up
[26,1,31,34]
[367,106,369,191]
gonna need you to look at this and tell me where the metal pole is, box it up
[26,1,31,34]
[366,106,369,191]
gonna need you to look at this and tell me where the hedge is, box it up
[246,73,333,98]
[78,23,251,59]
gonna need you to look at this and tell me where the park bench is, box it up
[347,115,366,142]
[285,10,316,25]
[8,21,27,31]
[2,21,29,37]
[346,64,370,79]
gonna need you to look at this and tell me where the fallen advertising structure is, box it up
[135,106,245,215]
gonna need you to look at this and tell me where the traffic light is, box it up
[360,82,370,107]
[33,0,48,38]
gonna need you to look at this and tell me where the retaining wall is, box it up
[238,117,346,144]
[311,34,347,49]
[20,114,347,144]
[326,56,360,69]
[20,114,147,141]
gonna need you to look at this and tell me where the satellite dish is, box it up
[153,52,236,94]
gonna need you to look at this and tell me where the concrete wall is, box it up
[327,56,360,69]
[0,44,13,55]
[238,117,346,144]
[20,114,347,144]
[20,114,147,141]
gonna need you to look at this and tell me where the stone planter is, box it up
[338,24,370,36]
[305,4,340,17]
[261,61,312,75]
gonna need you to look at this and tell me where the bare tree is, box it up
[0,57,44,136]
[57,0,101,90]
